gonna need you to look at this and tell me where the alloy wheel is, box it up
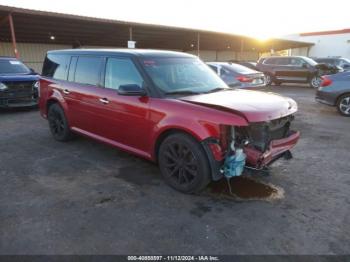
[339,96,350,115]
[311,76,321,88]
[162,142,198,186]
[49,109,65,136]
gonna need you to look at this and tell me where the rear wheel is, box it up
[310,76,321,88]
[48,103,74,141]
[337,94,350,117]
[265,74,272,86]
[158,133,211,194]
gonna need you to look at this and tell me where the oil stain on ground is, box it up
[94,196,116,206]
[207,176,284,201]
[190,202,212,218]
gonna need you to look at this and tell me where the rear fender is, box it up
[44,88,69,122]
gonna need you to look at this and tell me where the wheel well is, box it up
[154,129,200,163]
[336,92,350,105]
[46,99,58,112]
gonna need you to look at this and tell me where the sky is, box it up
[0,0,349,40]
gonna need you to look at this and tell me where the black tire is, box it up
[310,76,321,88]
[158,133,211,194]
[47,103,74,141]
[337,94,350,117]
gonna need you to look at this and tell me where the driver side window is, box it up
[104,58,144,90]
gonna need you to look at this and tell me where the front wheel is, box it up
[48,103,74,141]
[337,94,350,117]
[310,76,321,88]
[158,133,211,194]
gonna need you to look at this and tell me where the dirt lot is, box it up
[0,85,349,255]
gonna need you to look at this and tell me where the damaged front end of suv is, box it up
[237,114,299,169]
[191,91,300,181]
[203,115,299,181]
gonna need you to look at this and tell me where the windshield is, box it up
[142,57,228,94]
[0,60,31,74]
[303,57,318,66]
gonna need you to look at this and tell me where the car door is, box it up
[273,57,291,81]
[220,66,241,87]
[289,57,310,81]
[58,56,81,127]
[95,56,153,155]
[64,55,106,136]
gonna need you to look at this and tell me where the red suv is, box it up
[39,49,300,193]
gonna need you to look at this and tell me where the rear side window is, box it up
[264,58,278,65]
[42,54,70,80]
[74,56,103,86]
[224,64,255,74]
[315,59,328,64]
[68,56,78,82]
[276,58,290,65]
[104,58,143,90]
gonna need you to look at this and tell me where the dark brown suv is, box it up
[256,56,334,88]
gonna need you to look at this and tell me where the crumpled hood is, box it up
[180,89,298,123]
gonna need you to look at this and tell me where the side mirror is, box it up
[117,84,147,96]
[302,63,308,68]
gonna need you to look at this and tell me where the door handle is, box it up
[63,89,70,95]
[99,98,109,104]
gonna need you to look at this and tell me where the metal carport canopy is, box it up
[0,4,313,53]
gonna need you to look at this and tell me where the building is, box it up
[0,5,313,72]
[285,29,350,58]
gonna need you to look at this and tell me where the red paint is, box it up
[300,28,350,37]
[180,89,298,123]
[8,14,19,59]
[236,75,253,83]
[39,79,299,168]
[244,131,300,168]
[320,76,333,87]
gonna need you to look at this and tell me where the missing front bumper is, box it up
[202,130,300,181]
[244,130,300,168]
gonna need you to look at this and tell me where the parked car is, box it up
[313,57,350,71]
[316,72,350,116]
[256,56,335,88]
[207,62,266,89]
[234,61,258,71]
[39,49,300,193]
[0,56,39,108]
[227,60,259,71]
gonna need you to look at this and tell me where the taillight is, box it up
[236,75,253,82]
[320,76,332,87]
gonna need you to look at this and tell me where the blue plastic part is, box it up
[223,149,246,178]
